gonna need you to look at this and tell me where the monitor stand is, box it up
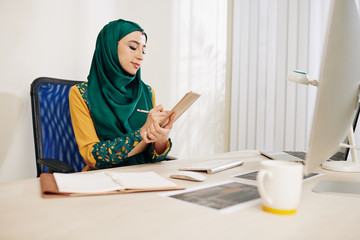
[321,126,360,172]
[321,161,360,172]
[314,126,360,196]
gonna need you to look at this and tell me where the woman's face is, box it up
[117,31,146,75]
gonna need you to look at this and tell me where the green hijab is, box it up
[88,19,153,141]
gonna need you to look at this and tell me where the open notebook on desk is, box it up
[179,159,244,174]
[40,171,184,198]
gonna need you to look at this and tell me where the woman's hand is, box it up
[140,105,176,154]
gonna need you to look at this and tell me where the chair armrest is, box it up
[164,155,177,161]
[37,158,75,174]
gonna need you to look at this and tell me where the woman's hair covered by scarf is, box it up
[87,19,152,141]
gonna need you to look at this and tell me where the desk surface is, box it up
[1,150,360,240]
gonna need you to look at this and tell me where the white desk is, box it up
[1,150,360,240]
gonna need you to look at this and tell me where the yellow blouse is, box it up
[69,82,171,171]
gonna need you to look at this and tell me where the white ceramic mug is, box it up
[257,160,303,214]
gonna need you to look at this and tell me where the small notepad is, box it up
[127,91,200,157]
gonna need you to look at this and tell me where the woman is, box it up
[69,19,175,171]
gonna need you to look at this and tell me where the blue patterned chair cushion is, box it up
[37,81,85,173]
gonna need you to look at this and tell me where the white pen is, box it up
[137,109,149,113]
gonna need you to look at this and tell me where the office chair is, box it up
[31,77,85,177]
[31,77,177,177]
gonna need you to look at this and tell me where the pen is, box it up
[137,109,149,113]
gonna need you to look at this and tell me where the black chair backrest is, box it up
[31,77,86,177]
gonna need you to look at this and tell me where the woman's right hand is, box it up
[140,105,175,144]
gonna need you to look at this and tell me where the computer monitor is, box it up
[304,0,360,176]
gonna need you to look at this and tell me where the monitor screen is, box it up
[304,0,360,175]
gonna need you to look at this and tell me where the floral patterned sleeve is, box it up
[92,131,172,169]
[91,130,142,168]
[69,82,171,171]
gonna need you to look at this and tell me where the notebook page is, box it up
[108,171,177,189]
[53,172,123,194]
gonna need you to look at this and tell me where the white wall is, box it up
[169,0,230,158]
[0,0,230,181]
[0,0,174,181]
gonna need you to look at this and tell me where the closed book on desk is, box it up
[127,91,200,157]
[179,159,244,174]
[40,171,184,198]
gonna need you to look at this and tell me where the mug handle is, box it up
[257,170,273,205]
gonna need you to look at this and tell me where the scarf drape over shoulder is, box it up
[88,19,152,141]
